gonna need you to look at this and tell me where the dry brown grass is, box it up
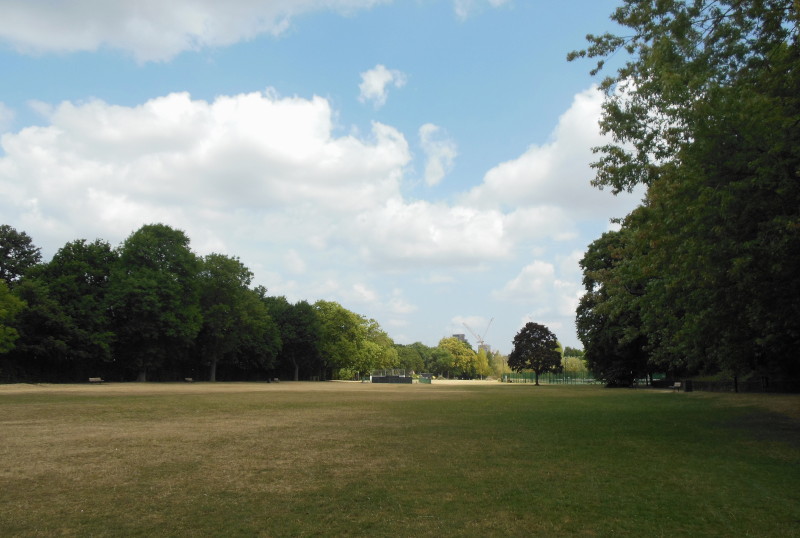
[1,382,798,537]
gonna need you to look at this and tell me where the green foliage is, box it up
[488,350,512,378]
[576,230,651,386]
[573,0,800,380]
[394,342,428,373]
[0,280,24,354]
[107,224,202,381]
[437,336,478,378]
[0,223,399,382]
[0,224,42,285]
[507,322,562,385]
[196,254,279,380]
[5,278,77,381]
[41,239,117,366]
[313,300,396,379]
[263,296,321,380]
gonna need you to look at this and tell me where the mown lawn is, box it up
[1,382,798,537]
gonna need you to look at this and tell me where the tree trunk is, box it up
[293,364,299,382]
[534,371,540,386]
[209,358,218,382]
[137,369,147,382]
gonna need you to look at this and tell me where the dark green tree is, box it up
[395,342,428,374]
[0,280,24,355]
[225,287,281,380]
[41,239,117,368]
[0,225,42,285]
[4,278,77,381]
[196,254,279,381]
[263,296,321,381]
[571,0,800,379]
[576,230,651,386]
[508,322,561,385]
[107,224,201,381]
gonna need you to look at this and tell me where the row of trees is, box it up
[0,223,508,383]
[571,1,799,385]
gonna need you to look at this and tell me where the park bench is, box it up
[88,377,104,384]
[184,378,194,382]
[670,381,681,391]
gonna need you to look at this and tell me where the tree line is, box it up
[571,0,799,386]
[0,223,506,383]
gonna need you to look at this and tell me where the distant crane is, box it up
[462,318,494,351]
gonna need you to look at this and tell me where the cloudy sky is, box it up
[0,0,643,353]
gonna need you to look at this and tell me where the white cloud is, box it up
[453,0,511,20]
[1,89,560,276]
[358,64,407,109]
[0,85,637,351]
[461,87,643,218]
[0,0,389,62]
[494,259,582,315]
[388,289,417,314]
[418,123,457,186]
[493,260,555,300]
[0,91,409,254]
[0,102,14,132]
[284,249,307,274]
[351,283,379,304]
[353,198,511,268]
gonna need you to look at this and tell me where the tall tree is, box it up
[576,230,651,386]
[0,280,24,354]
[395,342,428,374]
[4,278,77,381]
[0,225,42,285]
[107,224,201,381]
[42,239,117,368]
[313,300,366,380]
[507,322,561,386]
[195,253,277,381]
[571,0,800,379]
[263,296,321,381]
[437,337,476,378]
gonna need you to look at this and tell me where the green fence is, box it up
[502,371,599,384]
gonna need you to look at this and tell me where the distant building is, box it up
[452,333,467,343]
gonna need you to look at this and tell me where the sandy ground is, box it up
[0,378,503,395]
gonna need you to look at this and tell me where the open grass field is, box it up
[1,381,798,537]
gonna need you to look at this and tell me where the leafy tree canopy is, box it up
[572,1,800,380]
[507,322,562,385]
[0,225,42,285]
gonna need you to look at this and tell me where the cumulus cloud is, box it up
[494,255,585,343]
[0,90,407,251]
[0,1,512,62]
[461,87,643,217]
[353,199,511,268]
[388,288,417,315]
[453,0,511,20]
[1,89,561,276]
[418,124,457,186]
[0,84,640,350]
[0,0,388,62]
[358,65,407,109]
[0,102,14,132]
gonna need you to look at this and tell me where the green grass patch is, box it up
[1,382,798,536]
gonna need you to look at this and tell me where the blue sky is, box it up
[0,0,643,353]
